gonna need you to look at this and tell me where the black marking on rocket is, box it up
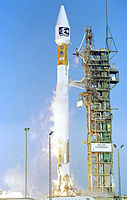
[59,27,69,37]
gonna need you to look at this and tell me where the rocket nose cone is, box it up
[56,5,70,27]
[55,5,70,44]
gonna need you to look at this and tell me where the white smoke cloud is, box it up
[2,165,24,195]
[29,131,37,140]
[1,103,52,200]
[2,94,70,199]
[27,106,51,199]
[25,104,57,199]
[0,191,23,198]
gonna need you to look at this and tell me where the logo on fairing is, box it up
[59,27,69,37]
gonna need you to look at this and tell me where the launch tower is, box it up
[70,1,119,193]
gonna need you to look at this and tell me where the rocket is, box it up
[53,5,73,196]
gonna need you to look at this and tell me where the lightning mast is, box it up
[70,0,119,193]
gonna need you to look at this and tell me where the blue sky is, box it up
[0,0,127,199]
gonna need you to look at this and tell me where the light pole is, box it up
[24,128,30,198]
[49,131,53,200]
[113,144,124,200]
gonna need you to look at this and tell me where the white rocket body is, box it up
[54,5,72,195]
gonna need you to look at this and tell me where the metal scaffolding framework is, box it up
[70,26,119,193]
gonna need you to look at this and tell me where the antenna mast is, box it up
[105,0,118,60]
[106,0,109,51]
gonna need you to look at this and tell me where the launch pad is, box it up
[48,0,123,199]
